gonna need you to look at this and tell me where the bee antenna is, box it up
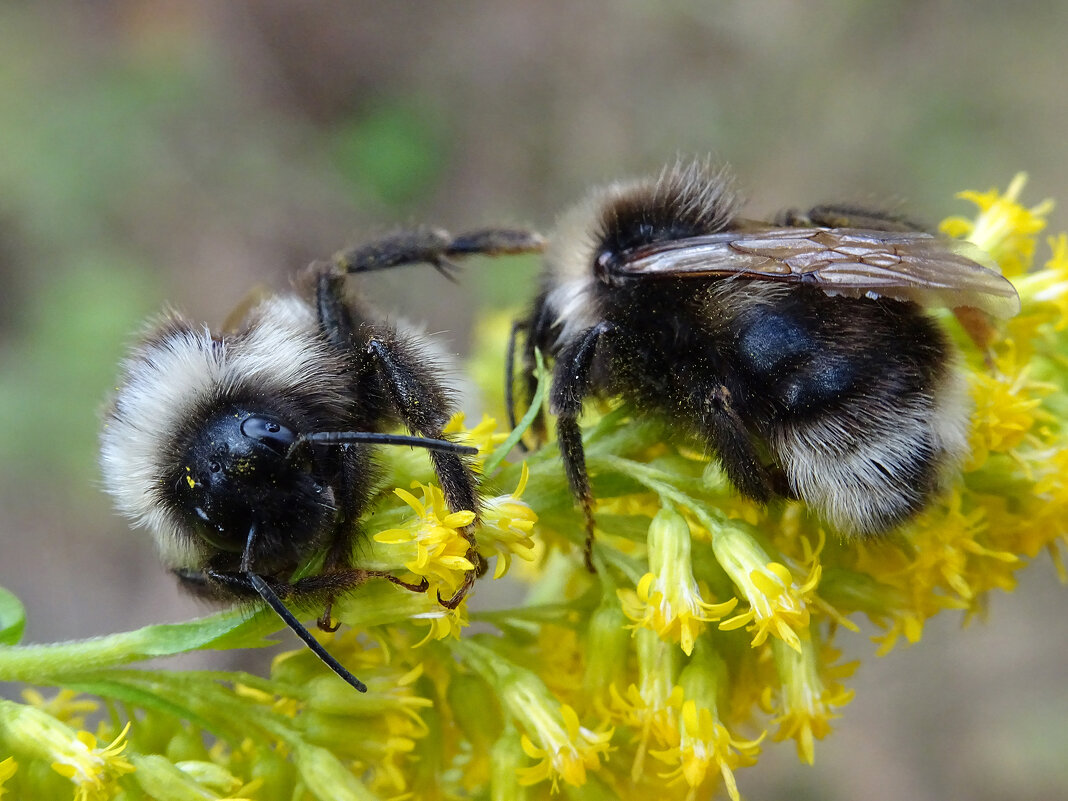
[241,525,368,693]
[288,431,477,459]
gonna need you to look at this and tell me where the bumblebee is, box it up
[101,227,543,691]
[510,160,1018,565]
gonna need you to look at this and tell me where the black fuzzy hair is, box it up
[594,159,738,259]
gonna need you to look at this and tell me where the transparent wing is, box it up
[614,227,1020,319]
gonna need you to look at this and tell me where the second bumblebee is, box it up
[511,160,1019,559]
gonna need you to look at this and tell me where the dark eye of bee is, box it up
[239,414,297,455]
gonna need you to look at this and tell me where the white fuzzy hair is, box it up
[100,295,350,568]
[774,366,969,536]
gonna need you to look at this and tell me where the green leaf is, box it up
[0,586,26,646]
[0,606,278,684]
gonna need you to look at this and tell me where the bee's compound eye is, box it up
[240,414,297,455]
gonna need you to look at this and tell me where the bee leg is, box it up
[334,227,544,283]
[777,205,925,233]
[288,569,429,595]
[550,321,616,572]
[702,384,776,503]
[173,566,223,600]
[364,338,481,516]
[558,416,597,572]
[297,571,430,630]
[311,524,357,632]
[518,291,555,447]
[442,228,546,259]
[312,266,483,608]
[317,607,341,633]
[505,318,530,443]
[192,564,378,632]
[183,564,292,601]
[259,569,427,632]
[364,337,483,607]
[506,315,549,451]
[953,306,1000,356]
[384,575,431,592]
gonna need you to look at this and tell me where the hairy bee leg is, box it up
[701,384,777,504]
[199,565,428,602]
[442,228,546,258]
[505,318,526,434]
[506,318,542,452]
[384,575,431,592]
[313,266,482,607]
[557,416,597,572]
[334,227,544,282]
[777,204,925,233]
[365,337,483,606]
[524,291,554,446]
[192,565,350,641]
[508,294,553,449]
[550,321,616,572]
[312,520,370,632]
[313,572,431,629]
[175,564,288,601]
[192,565,352,601]
[365,339,480,516]
[312,266,389,629]
[313,267,362,350]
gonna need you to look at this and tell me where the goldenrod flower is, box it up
[516,702,614,791]
[292,742,378,801]
[54,725,136,800]
[941,172,1054,276]
[0,701,134,801]
[411,602,469,645]
[649,643,764,801]
[618,508,738,655]
[374,482,476,598]
[651,700,762,801]
[0,758,16,800]
[489,723,528,801]
[457,639,614,792]
[967,348,1045,468]
[477,462,538,578]
[583,591,632,701]
[131,755,257,800]
[714,526,819,652]
[764,638,856,765]
[607,628,682,782]
[444,411,510,457]
[1022,234,1068,329]
[905,491,1018,607]
[20,689,98,729]
[373,462,536,596]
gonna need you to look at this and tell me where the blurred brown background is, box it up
[1,2,1066,799]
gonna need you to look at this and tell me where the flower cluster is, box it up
[0,177,1064,800]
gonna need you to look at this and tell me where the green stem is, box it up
[0,606,273,683]
[483,349,549,476]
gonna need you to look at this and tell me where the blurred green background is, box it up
[1,2,1066,799]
